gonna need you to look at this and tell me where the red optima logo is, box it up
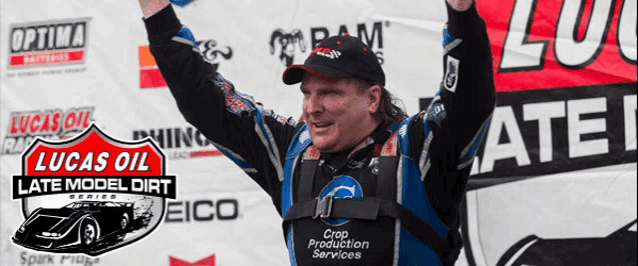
[8,18,89,68]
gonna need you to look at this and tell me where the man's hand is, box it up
[447,0,473,11]
[138,0,171,19]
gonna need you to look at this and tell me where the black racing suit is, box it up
[144,3,495,265]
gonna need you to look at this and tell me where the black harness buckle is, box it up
[313,195,334,219]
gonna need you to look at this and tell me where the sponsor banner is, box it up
[10,124,176,256]
[138,40,232,89]
[3,107,95,155]
[477,0,637,91]
[1,190,286,265]
[0,0,635,265]
[420,83,637,184]
[169,254,215,266]
[138,45,166,89]
[268,21,387,67]
[461,164,636,266]
[451,0,635,264]
[15,252,101,266]
[4,17,90,78]
[132,126,223,160]
[8,17,89,69]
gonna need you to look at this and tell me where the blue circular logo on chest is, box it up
[318,176,363,226]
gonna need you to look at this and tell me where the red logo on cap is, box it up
[310,48,342,59]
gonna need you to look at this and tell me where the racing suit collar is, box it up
[319,121,392,173]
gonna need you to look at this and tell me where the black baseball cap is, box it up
[282,34,385,86]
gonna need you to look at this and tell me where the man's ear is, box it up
[367,85,382,114]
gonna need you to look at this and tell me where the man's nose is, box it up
[304,96,323,115]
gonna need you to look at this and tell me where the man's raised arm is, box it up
[440,0,496,151]
[447,0,473,11]
[135,1,298,199]
[138,0,170,19]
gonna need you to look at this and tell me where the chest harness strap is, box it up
[283,132,450,257]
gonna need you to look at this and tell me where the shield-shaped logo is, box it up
[11,123,176,256]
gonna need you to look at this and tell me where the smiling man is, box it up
[139,0,495,265]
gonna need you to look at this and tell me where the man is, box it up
[138,0,495,265]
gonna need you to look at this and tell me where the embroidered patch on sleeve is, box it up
[212,74,254,115]
[444,55,460,93]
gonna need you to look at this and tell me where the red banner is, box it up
[478,0,636,92]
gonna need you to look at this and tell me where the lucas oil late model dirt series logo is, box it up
[11,123,176,256]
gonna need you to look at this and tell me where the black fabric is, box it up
[298,159,319,202]
[375,157,398,201]
[143,5,182,45]
[445,1,487,40]
[283,197,451,256]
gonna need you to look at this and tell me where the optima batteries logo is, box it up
[2,107,95,155]
[8,17,90,68]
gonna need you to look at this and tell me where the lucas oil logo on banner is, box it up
[2,107,95,155]
[11,123,177,256]
[139,39,232,89]
[269,21,388,67]
[8,17,89,69]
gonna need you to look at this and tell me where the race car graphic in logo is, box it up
[317,176,363,226]
[14,201,135,252]
[11,123,177,256]
[8,17,90,68]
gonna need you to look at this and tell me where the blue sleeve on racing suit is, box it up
[143,5,297,211]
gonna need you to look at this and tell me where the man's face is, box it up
[301,74,378,153]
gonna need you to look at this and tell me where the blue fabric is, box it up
[216,148,253,170]
[254,109,276,155]
[442,28,455,47]
[282,127,311,266]
[395,120,448,265]
[286,226,296,266]
[281,125,311,217]
[284,125,311,160]
[175,27,200,50]
[170,0,195,7]
[397,116,414,156]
